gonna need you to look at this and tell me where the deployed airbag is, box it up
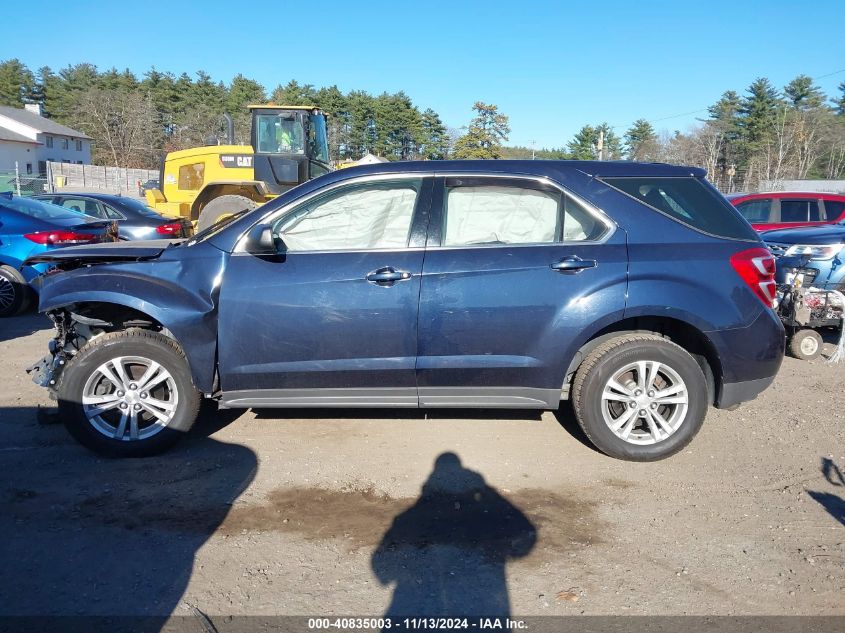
[444,186,559,246]
[280,186,417,251]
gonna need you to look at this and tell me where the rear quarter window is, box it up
[824,200,845,221]
[603,177,757,241]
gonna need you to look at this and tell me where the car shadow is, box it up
[0,311,51,343]
[807,457,845,526]
[551,400,601,453]
[250,407,544,422]
[0,403,257,632]
[372,452,537,617]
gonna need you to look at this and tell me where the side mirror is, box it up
[247,224,286,255]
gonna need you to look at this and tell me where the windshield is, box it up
[0,195,99,222]
[308,114,329,163]
[255,114,305,154]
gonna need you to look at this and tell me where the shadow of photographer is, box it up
[372,452,537,618]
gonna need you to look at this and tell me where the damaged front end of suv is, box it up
[23,239,229,456]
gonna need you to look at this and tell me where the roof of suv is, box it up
[328,159,706,181]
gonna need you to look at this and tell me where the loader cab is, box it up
[249,105,331,195]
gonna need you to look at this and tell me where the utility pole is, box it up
[596,129,605,161]
[14,161,21,196]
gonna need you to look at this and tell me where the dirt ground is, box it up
[0,312,843,620]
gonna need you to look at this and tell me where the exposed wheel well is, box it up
[563,317,722,405]
[62,302,165,331]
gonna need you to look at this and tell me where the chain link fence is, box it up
[0,170,52,197]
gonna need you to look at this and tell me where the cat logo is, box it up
[219,154,253,169]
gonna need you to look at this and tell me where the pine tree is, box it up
[784,75,825,110]
[738,77,782,149]
[834,81,845,116]
[270,80,317,105]
[567,125,597,160]
[0,59,34,107]
[624,119,658,161]
[452,102,510,159]
[420,108,449,160]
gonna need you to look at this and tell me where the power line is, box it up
[608,67,845,132]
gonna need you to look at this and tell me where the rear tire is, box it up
[788,329,822,361]
[571,334,708,461]
[196,194,258,231]
[57,329,201,457]
[0,265,31,317]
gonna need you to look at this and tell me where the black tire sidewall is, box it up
[0,266,28,317]
[576,341,708,461]
[196,195,257,232]
[57,333,199,457]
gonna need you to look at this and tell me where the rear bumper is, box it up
[717,374,777,409]
[707,307,785,409]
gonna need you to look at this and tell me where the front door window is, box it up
[274,180,421,251]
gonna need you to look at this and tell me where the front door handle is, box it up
[366,267,412,286]
[551,256,597,273]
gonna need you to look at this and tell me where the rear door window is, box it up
[441,178,607,247]
[780,199,820,223]
[603,177,757,240]
[823,200,845,222]
[735,198,772,223]
[58,197,108,219]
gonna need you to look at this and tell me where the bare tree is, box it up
[693,122,725,182]
[73,88,159,168]
[756,105,795,189]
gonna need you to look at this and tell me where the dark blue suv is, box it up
[26,161,784,460]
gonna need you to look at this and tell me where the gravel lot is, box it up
[0,312,843,620]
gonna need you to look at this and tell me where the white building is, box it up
[0,104,92,176]
[356,153,390,165]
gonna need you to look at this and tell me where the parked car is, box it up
[761,223,845,291]
[728,191,845,232]
[25,161,784,460]
[33,193,192,240]
[139,179,159,195]
[0,193,118,317]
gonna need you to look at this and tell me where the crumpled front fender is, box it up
[37,244,228,394]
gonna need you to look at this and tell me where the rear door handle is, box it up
[366,267,412,286]
[551,256,597,273]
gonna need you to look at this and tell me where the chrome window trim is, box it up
[234,171,617,253]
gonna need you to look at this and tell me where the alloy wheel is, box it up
[0,276,15,312]
[81,355,179,441]
[600,360,689,445]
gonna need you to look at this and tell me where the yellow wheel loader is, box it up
[145,105,331,230]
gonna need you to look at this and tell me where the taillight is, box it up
[25,231,98,245]
[156,222,183,236]
[730,247,776,307]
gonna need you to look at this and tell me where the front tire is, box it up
[571,334,708,461]
[196,194,258,231]
[0,265,31,317]
[57,329,201,457]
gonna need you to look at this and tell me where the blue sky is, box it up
[2,0,842,147]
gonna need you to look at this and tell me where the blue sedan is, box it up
[33,193,193,241]
[0,193,118,316]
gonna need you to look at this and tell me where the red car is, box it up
[728,192,845,232]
